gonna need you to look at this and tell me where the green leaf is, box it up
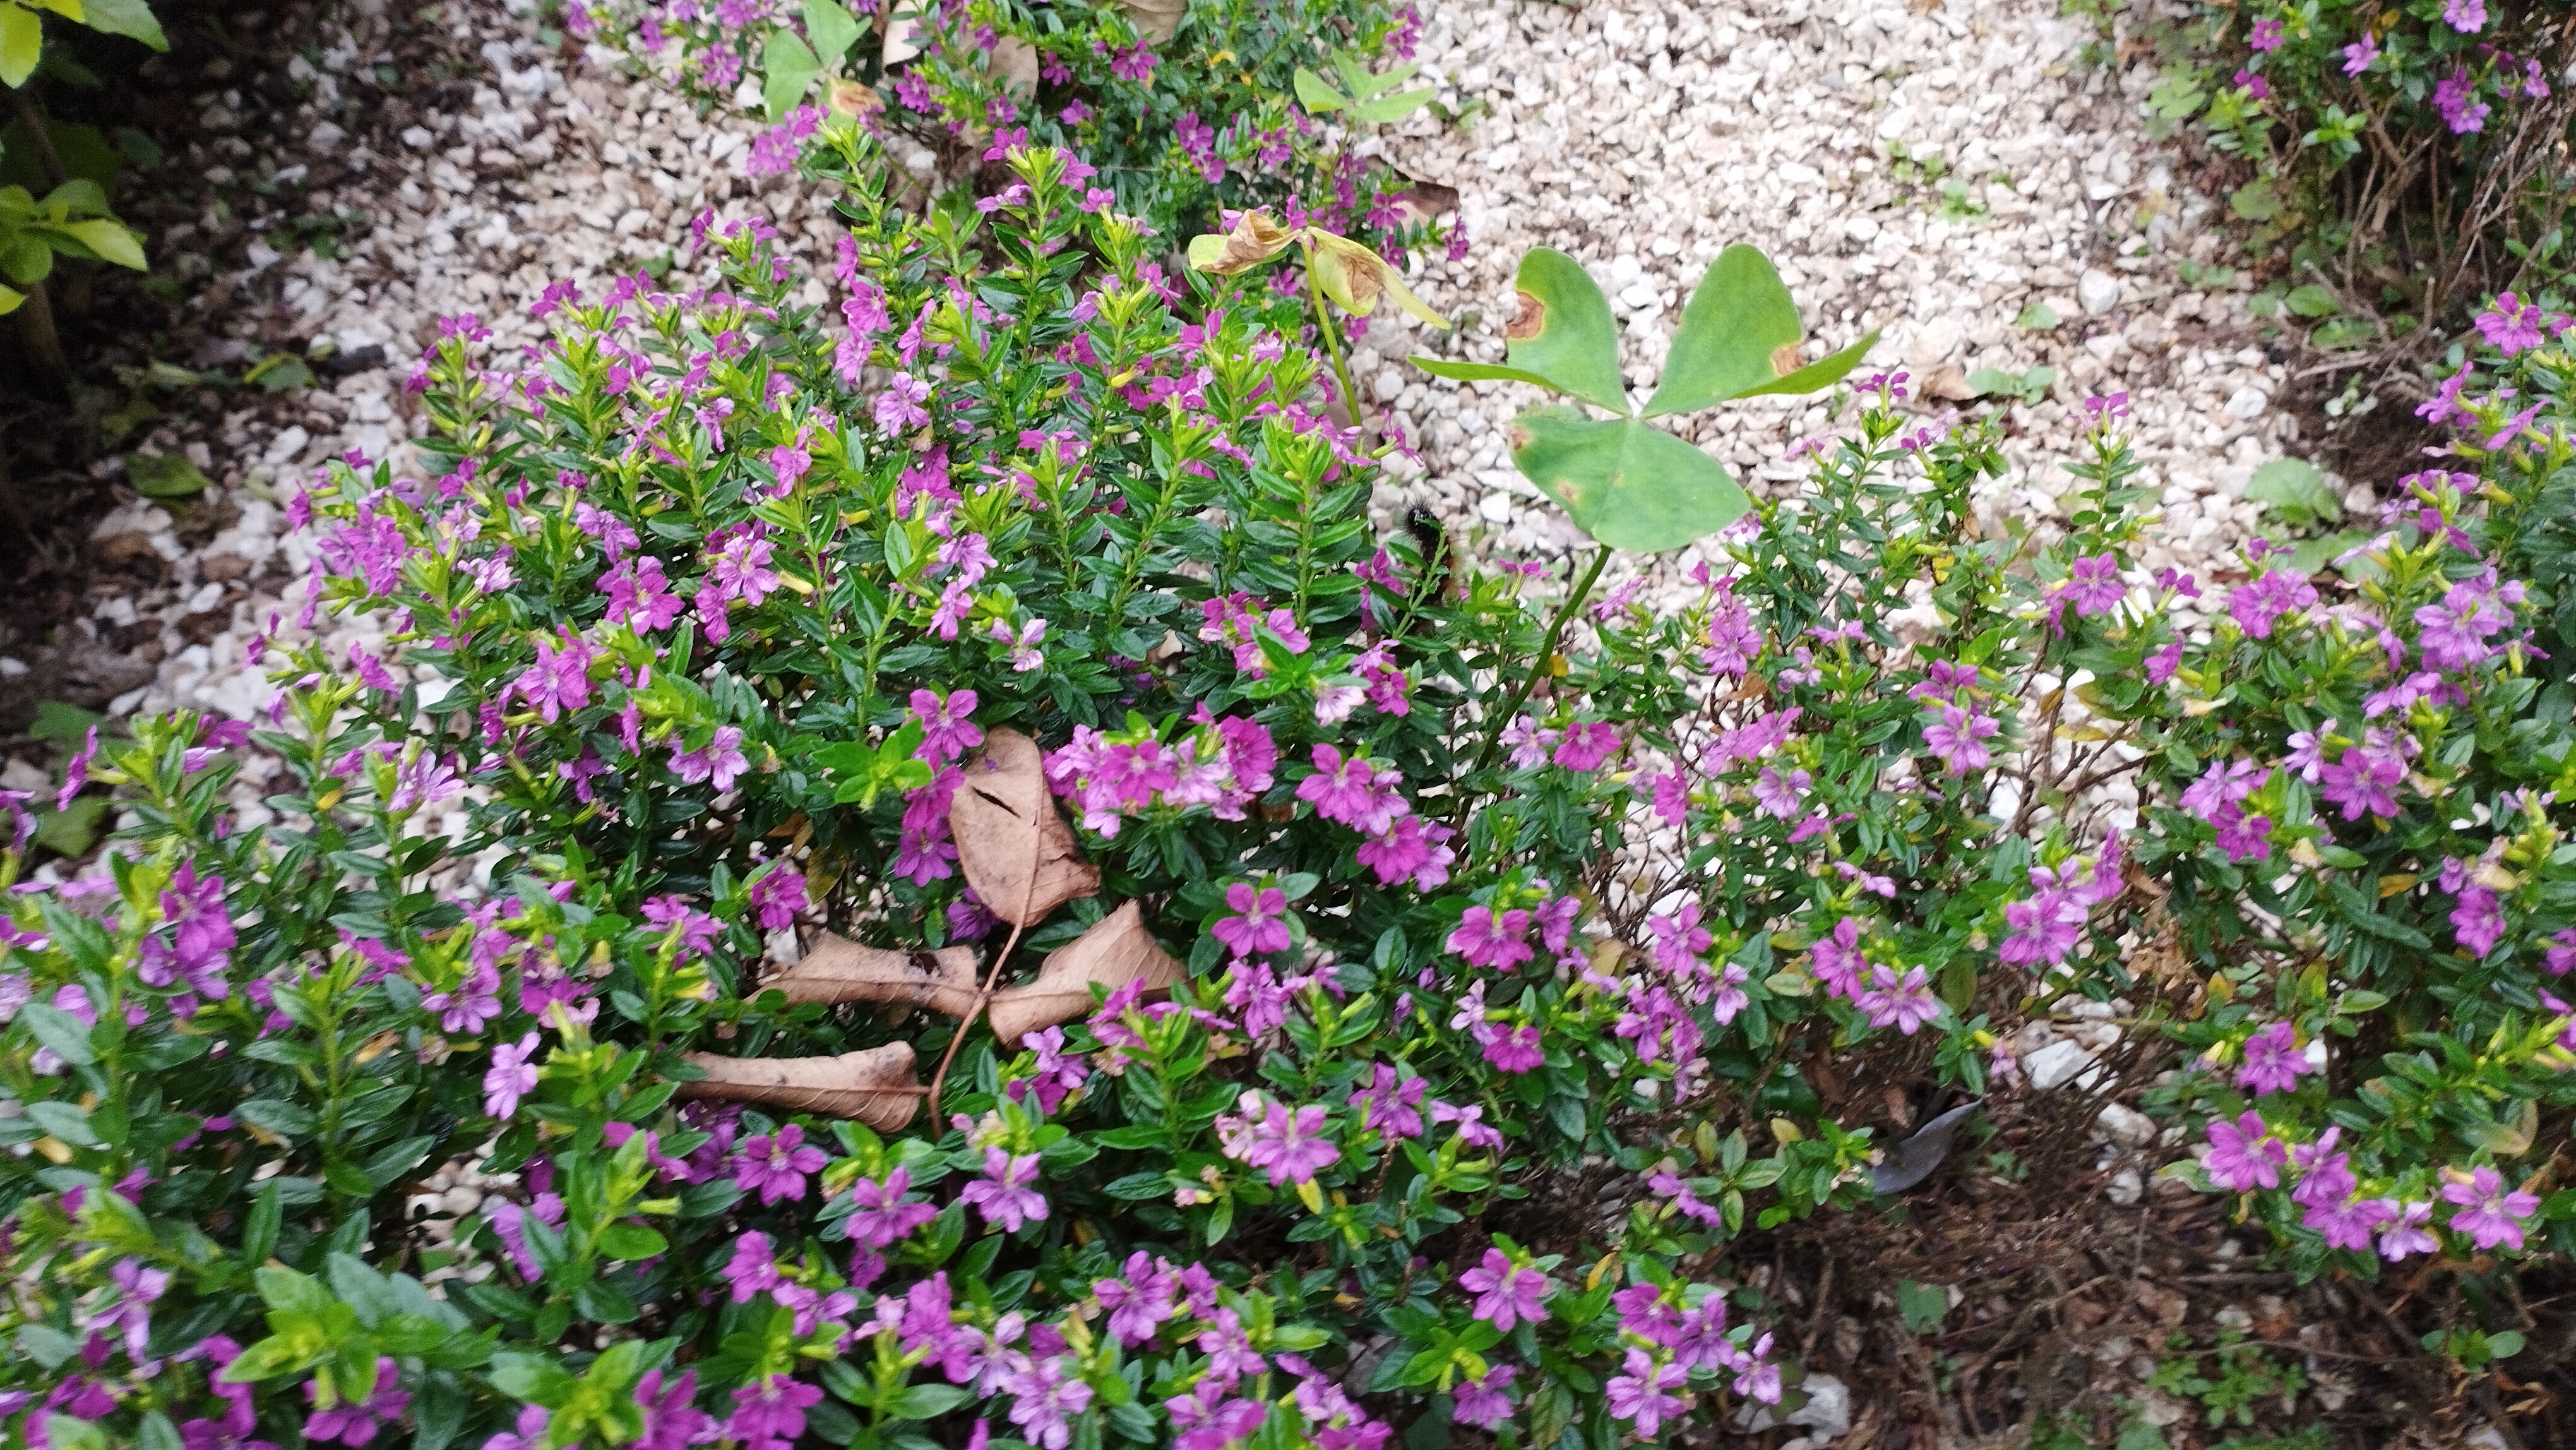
[884,1384,971,1420]
[32,796,106,857]
[802,0,862,62]
[1409,357,1566,393]
[26,1099,99,1145]
[18,1001,97,1067]
[76,0,165,47]
[2015,301,2060,330]
[761,27,821,121]
[1500,248,1628,414]
[596,1222,670,1261]
[62,218,143,270]
[2229,176,2282,222]
[126,450,210,498]
[1292,67,1348,112]
[1352,86,1434,123]
[0,6,41,88]
[2283,283,2339,317]
[1893,1279,1950,1334]
[234,1097,319,1138]
[2243,457,2338,528]
[1642,244,1804,416]
[1505,407,1750,553]
[44,1418,107,1450]
[1727,330,1877,401]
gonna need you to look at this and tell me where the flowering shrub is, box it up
[2112,301,2576,1363]
[0,95,2228,1446]
[2147,0,2574,329]
[581,0,1452,264]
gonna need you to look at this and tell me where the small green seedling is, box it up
[1409,245,1875,551]
[1293,54,1437,124]
[1967,364,2056,406]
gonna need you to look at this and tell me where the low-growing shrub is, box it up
[580,0,1452,265]
[0,117,2202,1447]
[2145,0,2575,342]
[2109,301,2576,1355]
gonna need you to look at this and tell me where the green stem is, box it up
[1469,545,1614,777]
[1306,249,1366,436]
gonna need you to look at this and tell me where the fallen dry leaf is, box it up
[986,901,1181,1045]
[1123,0,1186,43]
[678,1043,922,1132]
[991,35,1039,94]
[951,728,1099,927]
[765,935,981,1016]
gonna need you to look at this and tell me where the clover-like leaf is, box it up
[761,27,821,120]
[802,0,864,63]
[1644,244,1873,414]
[1505,406,1750,553]
[1292,67,1349,112]
[1496,248,1626,414]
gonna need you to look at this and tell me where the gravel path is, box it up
[13,0,2337,828]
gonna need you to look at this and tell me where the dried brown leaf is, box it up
[1122,0,1187,43]
[986,901,1181,1045]
[950,728,1099,927]
[991,36,1040,94]
[765,935,981,1015]
[678,1042,921,1131]
[1186,209,1295,275]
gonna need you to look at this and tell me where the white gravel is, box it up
[45,0,2342,768]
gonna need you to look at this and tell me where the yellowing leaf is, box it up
[1186,208,1294,275]
[1306,231,1448,328]
[63,219,145,271]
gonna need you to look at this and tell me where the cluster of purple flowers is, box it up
[2201,1115,2539,1260]
[1045,712,1279,838]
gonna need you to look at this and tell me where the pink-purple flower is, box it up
[1457,1248,1555,1330]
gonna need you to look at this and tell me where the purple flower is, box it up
[2234,1021,2317,1095]
[876,372,933,432]
[1212,882,1292,959]
[1856,964,1941,1035]
[484,1032,541,1120]
[1356,814,1457,891]
[1998,885,2085,968]
[635,1369,716,1450]
[2199,1110,2287,1191]
[1094,1251,1180,1346]
[1923,704,2000,774]
[960,1147,1049,1230]
[1457,1249,1555,1331]
[1811,916,1868,1000]
[846,1168,939,1249]
[604,554,683,632]
[1751,765,1810,820]
[2341,33,2378,74]
[303,1360,408,1447]
[2442,1166,2539,1250]
[104,1257,170,1360]
[1295,744,1406,834]
[747,866,809,931]
[1222,1091,1341,1186]
[912,688,984,764]
[670,726,749,793]
[1446,905,1533,971]
[1604,1350,1688,1437]
[1481,1022,1545,1073]
[513,631,594,721]
[734,1122,827,1206]
[2442,0,2486,32]
[725,1374,822,1450]
[2476,293,2551,357]
[2377,1199,2438,1261]
[1001,1355,1094,1450]
[1553,721,1621,770]
[1349,1064,1427,1139]
[1452,1365,1515,1430]
[2227,568,2318,639]
[2063,553,2125,616]
[2248,16,2284,50]
[2435,67,2491,133]
[2452,884,2505,957]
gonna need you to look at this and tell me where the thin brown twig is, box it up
[924,829,1045,1124]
